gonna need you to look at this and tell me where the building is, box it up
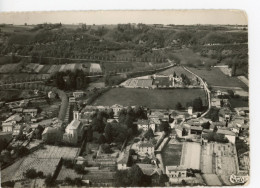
[190,126,203,135]
[42,127,62,144]
[111,104,124,116]
[117,152,130,170]
[136,163,161,184]
[217,129,236,144]
[23,109,38,117]
[166,166,187,180]
[137,141,154,155]
[12,124,23,137]
[188,106,193,115]
[73,91,85,98]
[2,114,22,132]
[149,118,161,132]
[63,111,83,144]
[211,98,222,108]
[137,119,150,131]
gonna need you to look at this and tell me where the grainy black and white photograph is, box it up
[0,10,249,187]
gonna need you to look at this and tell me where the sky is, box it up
[0,10,247,25]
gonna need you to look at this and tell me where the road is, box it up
[183,66,211,117]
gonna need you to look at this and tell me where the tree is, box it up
[98,134,106,144]
[192,97,203,112]
[144,128,154,139]
[45,174,54,187]
[175,102,182,110]
[127,165,145,186]
[104,123,113,143]
[213,125,218,132]
[24,169,38,179]
[101,143,112,154]
[74,165,86,174]
[107,108,114,118]
[201,121,211,129]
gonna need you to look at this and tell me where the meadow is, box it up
[91,88,207,109]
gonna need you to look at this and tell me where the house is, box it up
[117,152,130,170]
[23,109,38,117]
[190,126,203,135]
[219,108,233,122]
[136,163,161,184]
[217,129,236,144]
[73,91,85,98]
[166,165,187,180]
[211,98,222,108]
[63,119,83,144]
[149,118,161,132]
[2,122,14,132]
[69,97,76,103]
[111,104,124,116]
[12,124,23,137]
[42,127,62,144]
[188,106,193,115]
[137,119,150,131]
[137,141,154,155]
[2,114,22,132]
[234,107,249,116]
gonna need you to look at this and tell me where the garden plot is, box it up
[33,145,79,159]
[62,63,76,72]
[34,64,44,73]
[47,65,58,73]
[1,157,60,183]
[180,142,201,170]
[0,63,21,73]
[201,143,214,174]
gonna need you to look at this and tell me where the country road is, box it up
[183,66,211,118]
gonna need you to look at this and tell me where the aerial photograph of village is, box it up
[0,11,249,187]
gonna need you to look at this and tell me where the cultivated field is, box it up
[188,67,247,89]
[201,143,238,175]
[1,157,60,182]
[91,88,207,109]
[161,143,182,166]
[180,142,201,170]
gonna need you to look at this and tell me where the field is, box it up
[171,48,217,66]
[188,67,248,89]
[161,143,182,166]
[34,145,79,159]
[180,142,201,170]
[158,66,195,80]
[201,143,238,175]
[91,88,207,109]
[202,174,222,186]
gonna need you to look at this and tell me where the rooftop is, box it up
[137,119,149,125]
[139,141,154,148]
[66,119,81,130]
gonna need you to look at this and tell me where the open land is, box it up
[187,67,247,89]
[161,143,182,166]
[92,88,206,109]
[180,142,201,170]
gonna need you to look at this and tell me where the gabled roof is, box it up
[4,114,22,123]
[166,165,186,171]
[136,163,160,176]
[139,141,154,148]
[66,119,81,130]
[190,126,203,131]
[23,109,38,113]
[217,129,236,136]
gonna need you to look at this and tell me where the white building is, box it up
[166,166,187,180]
